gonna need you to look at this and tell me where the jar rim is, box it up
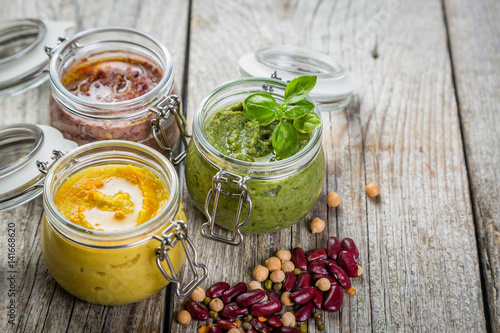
[42,140,180,248]
[48,27,174,116]
[192,77,323,175]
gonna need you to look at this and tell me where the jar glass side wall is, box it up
[41,205,187,305]
[185,140,325,234]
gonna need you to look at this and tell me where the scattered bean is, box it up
[265,257,282,272]
[185,300,209,320]
[283,272,297,291]
[295,272,312,290]
[216,319,238,330]
[248,281,263,291]
[276,249,292,261]
[313,312,323,320]
[281,260,295,273]
[191,286,206,303]
[291,248,307,270]
[341,238,359,260]
[221,302,249,319]
[326,192,341,207]
[311,274,338,286]
[281,311,296,327]
[176,310,192,325]
[209,298,224,312]
[265,289,280,302]
[208,325,223,333]
[315,278,331,292]
[206,282,230,299]
[290,287,315,305]
[299,323,308,333]
[311,287,323,309]
[222,282,247,304]
[274,327,301,333]
[242,322,253,330]
[338,251,359,277]
[253,265,269,282]
[280,291,294,306]
[251,318,272,333]
[236,289,266,307]
[273,283,283,292]
[308,260,333,275]
[306,248,328,261]
[204,297,212,306]
[270,270,285,283]
[267,315,282,328]
[265,279,273,290]
[327,237,342,260]
[365,182,380,197]
[209,310,218,319]
[250,300,282,317]
[295,301,314,322]
[323,285,343,312]
[358,265,364,276]
[244,315,253,322]
[327,261,351,289]
[293,268,302,275]
[310,217,325,234]
[228,329,240,333]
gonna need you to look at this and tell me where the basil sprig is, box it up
[243,75,321,159]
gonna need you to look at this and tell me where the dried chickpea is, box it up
[281,291,294,306]
[190,286,205,303]
[265,256,281,271]
[270,269,285,283]
[248,280,263,291]
[209,298,224,312]
[310,217,326,234]
[315,278,331,292]
[228,329,240,333]
[358,265,364,276]
[276,249,292,261]
[281,260,295,273]
[176,310,191,325]
[282,312,296,327]
[327,191,341,207]
[253,265,269,282]
[365,182,380,197]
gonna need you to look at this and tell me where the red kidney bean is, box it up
[247,331,258,333]
[216,319,238,330]
[221,282,247,304]
[236,289,266,307]
[327,261,351,289]
[291,247,307,270]
[185,300,209,320]
[208,325,223,333]
[306,248,327,261]
[220,302,249,319]
[290,287,315,305]
[327,237,342,260]
[272,328,301,333]
[338,251,359,277]
[308,259,336,275]
[282,272,297,291]
[265,289,280,302]
[206,282,230,298]
[267,315,282,328]
[295,272,311,290]
[250,300,282,317]
[312,273,338,285]
[311,286,323,309]
[341,237,359,259]
[294,301,314,322]
[323,285,343,312]
[251,318,273,333]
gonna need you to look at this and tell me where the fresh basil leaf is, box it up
[243,93,278,125]
[283,99,315,119]
[272,121,298,159]
[293,112,322,133]
[284,75,317,104]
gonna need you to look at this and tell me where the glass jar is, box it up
[185,78,325,245]
[47,27,189,165]
[40,141,206,305]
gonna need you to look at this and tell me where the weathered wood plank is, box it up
[0,0,189,332]
[172,0,486,332]
[444,0,500,331]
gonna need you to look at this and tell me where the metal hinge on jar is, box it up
[36,149,65,174]
[201,170,253,246]
[150,95,191,166]
[154,220,208,298]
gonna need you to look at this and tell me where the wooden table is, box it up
[1,0,499,332]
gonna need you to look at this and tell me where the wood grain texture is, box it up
[0,0,189,332]
[444,0,500,331]
[172,0,487,332]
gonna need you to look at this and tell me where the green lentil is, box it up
[313,312,323,320]
[273,282,283,292]
[209,311,218,319]
[203,297,211,306]
[293,268,302,275]
[242,322,253,331]
[265,279,273,290]
[299,323,308,333]
[244,315,253,322]
[316,321,325,331]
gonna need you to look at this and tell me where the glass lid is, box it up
[239,45,357,112]
[0,19,74,98]
[0,124,77,212]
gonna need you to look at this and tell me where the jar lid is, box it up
[238,45,357,112]
[0,19,74,98]
[0,124,77,211]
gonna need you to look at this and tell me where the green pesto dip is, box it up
[203,102,311,162]
[185,102,325,234]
